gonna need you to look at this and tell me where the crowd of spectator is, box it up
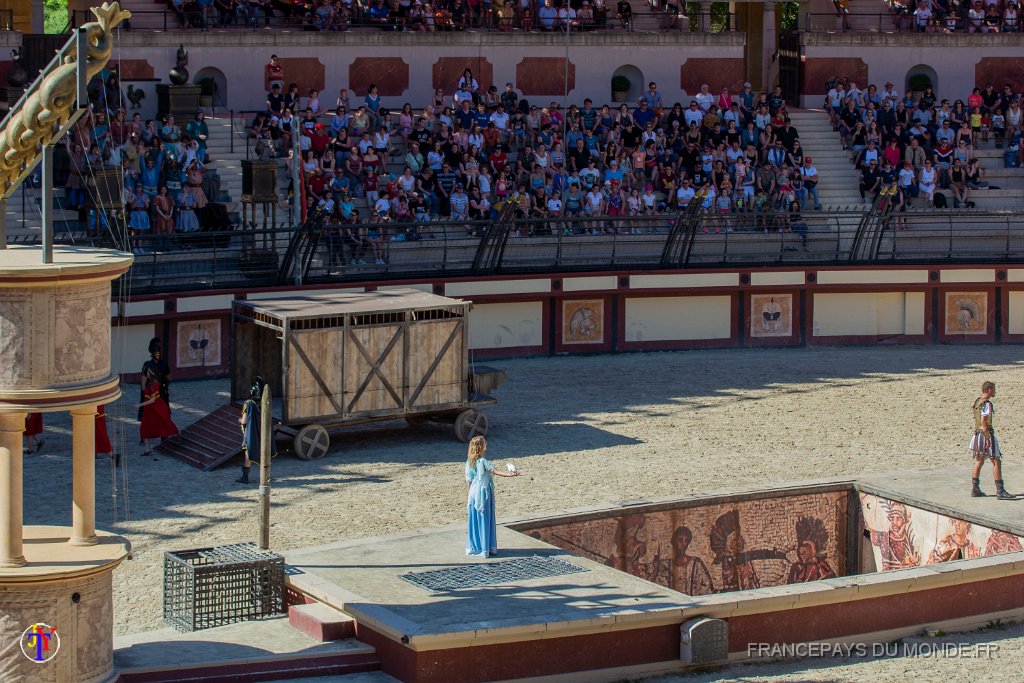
[825,78,1008,209]
[63,68,218,250]
[897,0,1023,32]
[259,60,832,264]
[164,0,692,32]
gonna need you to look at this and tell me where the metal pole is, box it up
[563,15,570,141]
[42,145,54,264]
[291,131,302,228]
[258,384,272,550]
[77,29,88,107]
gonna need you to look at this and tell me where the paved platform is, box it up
[859,462,1024,535]
[284,525,693,649]
[113,617,377,680]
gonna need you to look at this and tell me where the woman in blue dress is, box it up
[175,186,201,233]
[129,185,151,231]
[465,436,519,558]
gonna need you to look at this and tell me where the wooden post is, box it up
[258,384,272,550]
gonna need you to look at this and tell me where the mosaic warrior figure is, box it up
[867,501,921,571]
[984,530,1024,556]
[709,510,786,592]
[928,518,981,564]
[970,381,1014,499]
[787,517,836,583]
[670,525,714,595]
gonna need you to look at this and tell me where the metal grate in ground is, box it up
[399,555,589,593]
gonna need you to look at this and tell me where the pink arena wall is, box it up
[108,31,745,113]
[110,264,1024,380]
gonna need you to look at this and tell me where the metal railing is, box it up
[111,226,292,294]
[24,207,1021,295]
[806,10,1024,33]
[69,6,730,33]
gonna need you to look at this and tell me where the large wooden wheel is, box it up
[454,409,489,443]
[293,424,330,461]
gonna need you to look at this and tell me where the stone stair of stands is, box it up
[119,0,179,30]
[785,110,866,209]
[791,110,1024,211]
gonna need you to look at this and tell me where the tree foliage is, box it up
[44,0,69,34]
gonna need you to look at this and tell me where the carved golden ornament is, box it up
[0,3,131,193]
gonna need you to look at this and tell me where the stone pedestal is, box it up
[0,526,129,683]
[157,84,202,119]
[0,245,133,683]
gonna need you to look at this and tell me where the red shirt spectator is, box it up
[308,125,329,154]
[265,55,284,90]
[489,148,508,173]
[308,170,329,196]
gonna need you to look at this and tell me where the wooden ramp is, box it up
[155,403,250,471]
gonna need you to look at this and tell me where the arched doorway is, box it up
[904,65,938,96]
[611,65,644,104]
[193,67,227,107]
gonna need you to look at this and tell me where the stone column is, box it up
[763,2,778,92]
[0,412,26,567]
[70,406,98,546]
[700,1,711,31]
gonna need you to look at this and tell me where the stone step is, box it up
[288,602,357,642]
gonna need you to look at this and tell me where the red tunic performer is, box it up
[134,368,178,455]
[96,405,115,461]
[24,413,44,454]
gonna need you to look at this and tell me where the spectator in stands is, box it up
[695,84,715,114]
[914,0,933,30]
[1004,2,1020,30]
[185,111,209,162]
[800,157,821,210]
[860,159,881,202]
[615,0,631,27]
[949,158,970,206]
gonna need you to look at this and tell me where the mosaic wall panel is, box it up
[0,293,33,388]
[944,292,987,335]
[749,294,793,338]
[53,282,111,385]
[523,491,848,595]
[175,319,223,369]
[562,299,604,345]
[860,493,1024,570]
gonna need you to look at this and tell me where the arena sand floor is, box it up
[23,345,1024,682]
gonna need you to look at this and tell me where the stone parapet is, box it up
[113,28,745,49]
[802,30,1024,47]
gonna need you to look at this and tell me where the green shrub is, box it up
[197,77,217,97]
[908,73,932,91]
[611,75,631,93]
